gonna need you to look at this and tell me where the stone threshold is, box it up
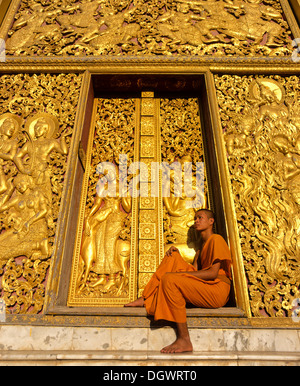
[0,350,299,366]
[3,307,249,328]
[54,306,245,317]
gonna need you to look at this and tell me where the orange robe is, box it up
[142,234,232,323]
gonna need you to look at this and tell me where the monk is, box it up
[125,209,232,354]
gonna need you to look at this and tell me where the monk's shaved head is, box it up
[196,209,215,221]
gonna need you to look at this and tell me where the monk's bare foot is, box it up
[160,337,193,354]
[124,297,144,307]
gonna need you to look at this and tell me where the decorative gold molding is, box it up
[0,0,12,29]
[281,0,300,37]
[1,310,299,329]
[289,0,300,25]
[0,0,20,40]
[205,71,252,318]
[0,61,299,77]
[44,70,92,312]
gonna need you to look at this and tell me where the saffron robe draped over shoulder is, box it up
[142,234,232,323]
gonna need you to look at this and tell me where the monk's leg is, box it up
[124,251,193,308]
[161,322,193,354]
[154,273,194,353]
[124,297,144,307]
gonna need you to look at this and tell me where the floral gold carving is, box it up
[139,223,156,240]
[139,255,156,272]
[141,116,155,136]
[140,136,155,158]
[140,196,156,210]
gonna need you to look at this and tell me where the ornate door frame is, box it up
[44,70,251,318]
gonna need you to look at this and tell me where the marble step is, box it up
[1,325,300,353]
[0,350,299,366]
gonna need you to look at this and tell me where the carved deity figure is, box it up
[222,77,299,283]
[156,3,206,47]
[272,134,300,206]
[56,0,104,45]
[6,3,63,52]
[163,156,206,263]
[90,1,140,51]
[0,112,68,264]
[0,174,51,262]
[0,114,22,194]
[78,164,131,295]
[211,0,284,46]
[14,113,69,202]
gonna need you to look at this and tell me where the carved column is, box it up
[138,92,164,297]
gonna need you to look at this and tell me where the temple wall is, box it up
[0,0,299,335]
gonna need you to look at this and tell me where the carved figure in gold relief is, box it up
[14,113,69,203]
[156,3,205,47]
[215,74,300,316]
[5,0,292,57]
[160,98,207,265]
[6,3,63,53]
[0,73,82,314]
[0,114,22,194]
[225,116,254,156]
[92,2,140,51]
[78,161,132,295]
[0,174,50,262]
[67,98,135,305]
[57,0,104,45]
[0,112,69,265]
[163,156,206,263]
[217,0,286,47]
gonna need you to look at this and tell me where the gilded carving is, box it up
[139,240,156,255]
[139,223,156,240]
[5,0,293,58]
[160,98,207,263]
[140,137,155,158]
[68,98,135,304]
[140,116,155,136]
[15,113,69,205]
[78,193,132,295]
[139,255,156,272]
[0,113,22,194]
[137,92,164,295]
[0,73,83,314]
[215,74,300,317]
[140,196,155,210]
[138,272,152,296]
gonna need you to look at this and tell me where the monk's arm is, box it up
[192,250,200,269]
[175,262,221,281]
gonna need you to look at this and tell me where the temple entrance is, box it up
[65,74,235,309]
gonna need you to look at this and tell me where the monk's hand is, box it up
[166,246,179,256]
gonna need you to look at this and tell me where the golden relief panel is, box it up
[68,94,207,305]
[4,0,293,58]
[68,98,136,306]
[214,74,300,317]
[0,73,83,314]
[160,98,207,264]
